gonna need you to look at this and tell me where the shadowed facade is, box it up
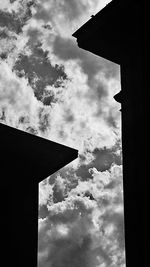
[0,122,78,267]
[73,0,147,266]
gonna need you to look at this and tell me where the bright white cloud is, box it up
[0,0,19,12]
[0,61,47,134]
[39,177,54,206]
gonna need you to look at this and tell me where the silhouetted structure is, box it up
[73,1,147,266]
[0,123,78,267]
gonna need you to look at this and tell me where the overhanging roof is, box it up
[0,123,78,183]
[73,0,141,65]
[0,122,78,266]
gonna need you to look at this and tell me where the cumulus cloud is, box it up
[68,164,123,203]
[32,0,113,38]
[0,61,39,123]
[0,0,121,157]
[0,27,17,58]
[0,1,125,265]
[0,60,52,136]
[38,165,125,267]
[0,0,35,34]
[33,0,100,37]
[52,35,119,81]
[37,56,121,154]
[38,196,98,267]
[39,178,53,207]
[23,9,121,157]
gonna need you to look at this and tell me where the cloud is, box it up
[13,42,68,105]
[38,196,98,267]
[0,61,36,110]
[1,31,120,157]
[39,178,53,207]
[32,0,112,39]
[33,0,98,36]
[0,1,124,266]
[0,0,35,34]
[0,61,46,133]
[0,27,17,58]
[40,33,121,154]
[0,1,36,62]
[76,142,122,180]
[40,61,121,155]
[52,174,67,203]
[69,164,123,203]
[39,177,54,218]
[0,0,121,155]
[52,35,119,81]
[38,165,125,267]
[55,0,89,21]
[0,0,19,13]
[38,139,122,220]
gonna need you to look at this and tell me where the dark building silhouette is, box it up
[73,1,147,266]
[0,122,78,267]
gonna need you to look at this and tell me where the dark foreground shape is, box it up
[73,0,147,266]
[0,123,78,267]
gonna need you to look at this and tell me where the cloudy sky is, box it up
[0,0,125,266]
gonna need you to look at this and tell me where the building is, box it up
[0,122,78,266]
[73,1,147,266]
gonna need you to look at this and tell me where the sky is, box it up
[0,0,125,266]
